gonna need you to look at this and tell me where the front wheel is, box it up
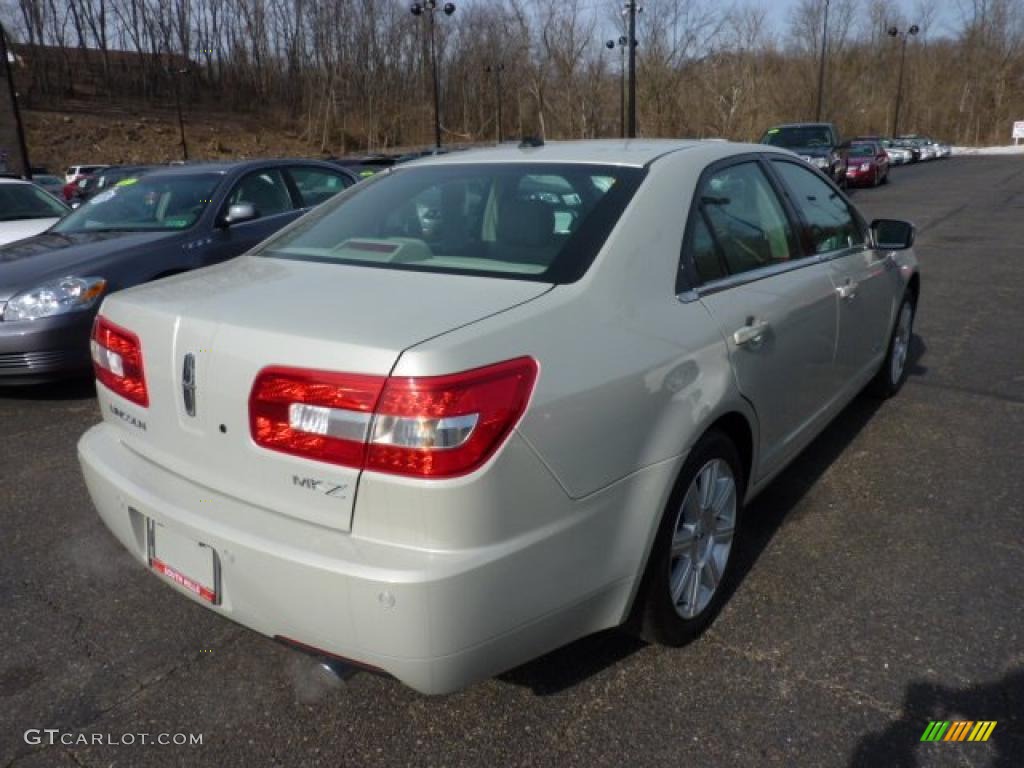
[868,295,915,398]
[635,430,745,646]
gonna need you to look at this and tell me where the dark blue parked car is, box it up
[0,159,356,383]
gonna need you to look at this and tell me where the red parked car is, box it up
[845,141,889,187]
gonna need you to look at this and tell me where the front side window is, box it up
[52,174,220,233]
[255,163,645,283]
[772,160,865,254]
[289,167,352,207]
[226,170,293,217]
[691,161,795,278]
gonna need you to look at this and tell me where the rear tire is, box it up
[635,430,746,646]
[868,294,915,398]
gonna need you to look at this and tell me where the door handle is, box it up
[733,320,769,347]
[837,280,859,300]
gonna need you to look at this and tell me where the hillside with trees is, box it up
[4,0,1024,163]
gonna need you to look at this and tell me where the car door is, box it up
[681,156,840,480]
[205,167,301,265]
[285,165,354,211]
[769,158,894,392]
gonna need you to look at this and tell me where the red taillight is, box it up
[249,367,386,467]
[249,357,538,479]
[367,358,538,477]
[91,316,148,407]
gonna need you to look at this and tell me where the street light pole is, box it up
[486,63,504,143]
[888,24,919,138]
[170,66,189,161]
[411,1,456,149]
[0,23,32,178]
[626,2,640,138]
[605,36,628,139]
[815,0,830,122]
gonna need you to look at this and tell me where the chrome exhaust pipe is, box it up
[315,658,360,686]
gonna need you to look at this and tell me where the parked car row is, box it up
[892,135,952,161]
[759,122,952,189]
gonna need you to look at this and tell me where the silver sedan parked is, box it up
[78,140,920,694]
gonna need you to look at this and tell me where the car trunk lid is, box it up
[97,255,551,532]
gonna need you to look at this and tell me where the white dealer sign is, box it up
[1014,121,1024,142]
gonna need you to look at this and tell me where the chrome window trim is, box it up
[677,243,869,303]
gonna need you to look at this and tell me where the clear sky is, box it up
[767,0,963,37]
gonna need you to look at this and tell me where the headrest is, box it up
[497,198,555,248]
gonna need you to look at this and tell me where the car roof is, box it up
[765,123,835,130]
[143,158,354,179]
[400,139,772,169]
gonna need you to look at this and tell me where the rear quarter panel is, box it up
[391,146,757,501]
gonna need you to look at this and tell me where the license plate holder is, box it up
[147,519,221,605]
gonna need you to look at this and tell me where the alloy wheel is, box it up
[668,459,737,619]
[891,302,913,384]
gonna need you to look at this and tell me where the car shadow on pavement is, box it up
[907,335,927,379]
[500,334,926,696]
[0,375,95,401]
[847,668,1024,767]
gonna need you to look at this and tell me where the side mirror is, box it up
[221,202,257,227]
[871,218,915,250]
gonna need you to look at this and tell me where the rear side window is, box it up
[772,160,864,254]
[289,166,352,207]
[255,163,645,284]
[690,215,725,283]
[690,161,795,279]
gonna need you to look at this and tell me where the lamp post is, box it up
[485,62,504,143]
[411,1,456,149]
[888,24,920,138]
[815,0,830,122]
[169,66,189,161]
[605,37,628,138]
[0,23,31,178]
[624,2,642,138]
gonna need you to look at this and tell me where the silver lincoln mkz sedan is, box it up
[79,140,920,694]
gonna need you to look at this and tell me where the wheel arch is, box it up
[621,405,757,629]
[907,271,921,306]
[705,410,755,493]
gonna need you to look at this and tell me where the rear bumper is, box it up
[0,310,93,382]
[78,423,650,694]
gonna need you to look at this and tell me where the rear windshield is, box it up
[0,183,68,221]
[256,163,645,283]
[849,144,876,157]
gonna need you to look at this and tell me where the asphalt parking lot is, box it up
[2,156,1022,768]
